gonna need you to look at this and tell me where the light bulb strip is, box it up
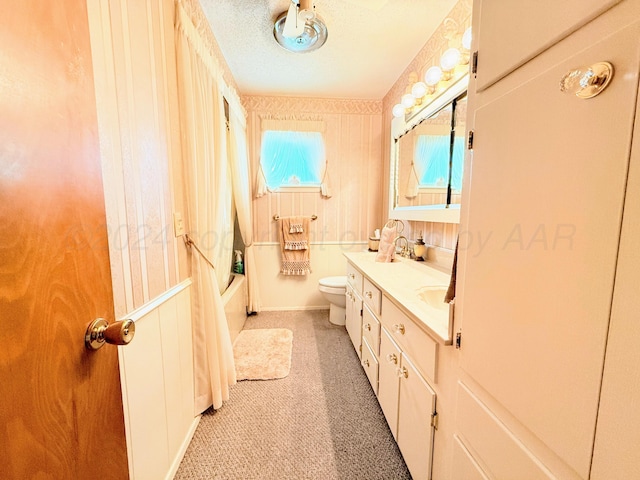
[392,26,471,119]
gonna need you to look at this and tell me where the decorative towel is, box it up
[289,221,304,234]
[279,216,311,275]
[375,226,397,263]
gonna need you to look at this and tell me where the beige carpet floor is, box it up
[233,328,293,380]
[175,310,411,480]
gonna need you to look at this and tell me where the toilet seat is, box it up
[318,276,346,288]
[318,276,347,295]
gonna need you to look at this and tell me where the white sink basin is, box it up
[416,286,450,311]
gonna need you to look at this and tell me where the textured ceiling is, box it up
[200,0,458,99]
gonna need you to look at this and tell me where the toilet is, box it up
[318,276,347,326]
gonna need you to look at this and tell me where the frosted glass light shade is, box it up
[424,66,442,86]
[392,103,406,118]
[462,27,472,50]
[411,82,427,98]
[401,93,416,108]
[440,48,461,71]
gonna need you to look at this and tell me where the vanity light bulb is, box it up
[424,66,442,86]
[462,27,472,50]
[392,103,406,118]
[401,93,416,108]
[440,48,461,71]
[411,82,427,98]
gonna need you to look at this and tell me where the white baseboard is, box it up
[166,415,201,480]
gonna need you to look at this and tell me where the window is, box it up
[255,117,331,198]
[260,130,326,190]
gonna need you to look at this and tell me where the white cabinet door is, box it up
[397,354,436,480]
[378,327,401,440]
[361,339,379,395]
[474,0,620,91]
[345,284,362,359]
[461,15,640,478]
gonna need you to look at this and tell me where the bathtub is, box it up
[223,273,247,344]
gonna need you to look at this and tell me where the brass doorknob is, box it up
[85,318,135,350]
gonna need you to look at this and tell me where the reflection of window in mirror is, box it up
[396,93,466,208]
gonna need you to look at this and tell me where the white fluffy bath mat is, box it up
[233,328,293,381]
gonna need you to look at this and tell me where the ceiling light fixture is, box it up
[274,0,328,53]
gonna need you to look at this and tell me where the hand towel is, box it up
[444,238,458,303]
[375,226,397,263]
[279,216,311,275]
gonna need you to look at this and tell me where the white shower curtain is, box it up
[175,2,235,412]
[228,109,262,313]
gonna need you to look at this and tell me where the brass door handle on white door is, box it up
[365,291,373,299]
[85,318,135,350]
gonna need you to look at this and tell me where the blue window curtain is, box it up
[260,131,325,190]
[415,135,450,187]
[255,117,331,198]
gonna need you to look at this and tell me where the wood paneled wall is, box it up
[87,0,188,318]
[244,96,385,244]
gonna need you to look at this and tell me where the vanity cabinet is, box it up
[345,257,441,480]
[457,1,640,478]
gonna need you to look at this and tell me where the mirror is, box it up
[389,77,468,223]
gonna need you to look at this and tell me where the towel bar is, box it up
[273,214,317,221]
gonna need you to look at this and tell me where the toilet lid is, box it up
[319,276,347,288]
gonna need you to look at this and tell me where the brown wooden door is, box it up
[0,2,129,479]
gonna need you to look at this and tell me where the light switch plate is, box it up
[173,212,185,237]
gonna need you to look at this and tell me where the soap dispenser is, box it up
[413,236,427,261]
[233,250,244,274]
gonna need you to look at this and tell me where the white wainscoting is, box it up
[254,243,366,310]
[118,279,197,480]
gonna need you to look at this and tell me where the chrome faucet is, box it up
[394,235,410,258]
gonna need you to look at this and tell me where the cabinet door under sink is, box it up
[378,327,401,440]
[397,354,437,480]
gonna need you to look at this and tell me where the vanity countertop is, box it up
[343,251,453,344]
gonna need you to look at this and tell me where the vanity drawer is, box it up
[361,338,379,395]
[363,277,382,316]
[362,304,381,357]
[346,262,363,294]
[381,295,438,384]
